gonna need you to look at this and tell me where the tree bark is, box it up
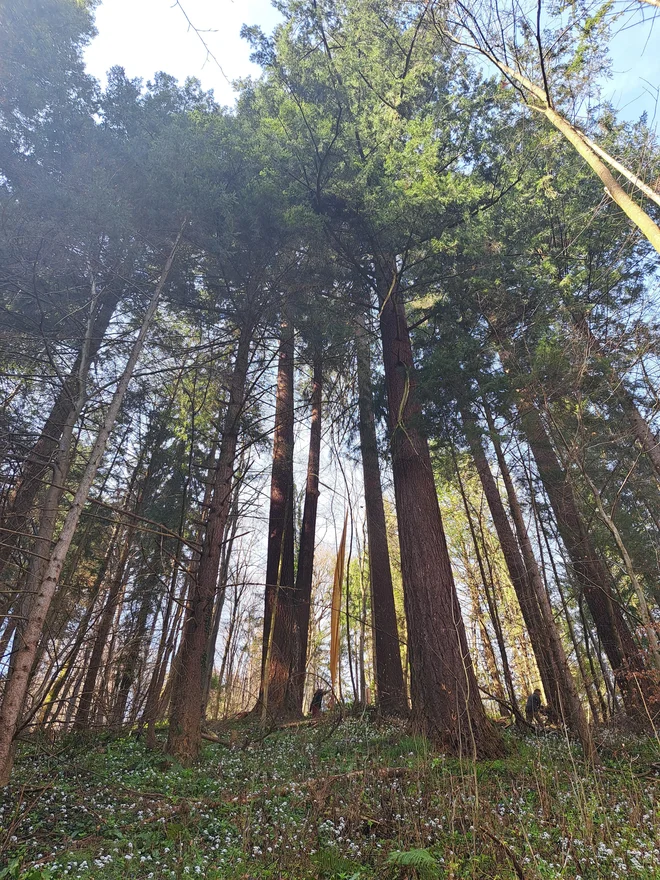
[461,535,508,715]
[290,349,323,714]
[453,455,520,717]
[436,27,660,254]
[202,470,242,713]
[377,265,502,757]
[72,443,154,730]
[109,589,151,729]
[260,316,298,720]
[355,317,408,717]
[167,315,253,762]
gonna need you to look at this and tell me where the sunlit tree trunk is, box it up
[436,17,660,254]
[377,264,502,757]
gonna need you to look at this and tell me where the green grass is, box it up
[1,718,659,879]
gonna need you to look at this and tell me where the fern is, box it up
[385,847,442,879]
[311,847,358,877]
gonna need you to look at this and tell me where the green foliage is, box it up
[1,720,660,878]
[385,848,441,879]
[312,848,363,878]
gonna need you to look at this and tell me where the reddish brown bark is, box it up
[290,349,323,714]
[377,268,502,758]
[167,320,253,762]
[356,318,408,717]
[260,318,298,719]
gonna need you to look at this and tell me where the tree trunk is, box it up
[215,584,243,720]
[109,590,151,729]
[0,230,182,784]
[519,400,656,719]
[290,349,323,714]
[463,402,594,757]
[377,266,502,757]
[72,443,155,730]
[571,313,660,480]
[573,458,660,670]
[259,317,298,720]
[167,315,253,763]
[461,405,557,694]
[461,536,508,715]
[453,456,520,717]
[355,316,408,716]
[0,286,120,580]
[441,40,660,254]
[202,470,242,713]
[34,532,118,729]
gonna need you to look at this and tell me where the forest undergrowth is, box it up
[1,716,659,880]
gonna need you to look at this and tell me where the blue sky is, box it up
[83,0,659,128]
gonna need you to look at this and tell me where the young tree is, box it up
[432,0,660,253]
[0,229,183,783]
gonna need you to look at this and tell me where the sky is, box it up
[84,0,283,107]
[84,0,660,129]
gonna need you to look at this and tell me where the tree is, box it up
[432,0,660,253]
[291,346,324,714]
[459,399,595,757]
[0,229,183,784]
[167,312,256,761]
[355,313,408,717]
[378,266,501,755]
[259,315,298,721]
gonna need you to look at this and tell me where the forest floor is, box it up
[1,715,659,880]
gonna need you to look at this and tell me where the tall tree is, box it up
[459,400,594,757]
[377,262,502,756]
[260,316,298,720]
[167,314,255,761]
[355,314,408,717]
[291,347,324,713]
[517,394,657,719]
